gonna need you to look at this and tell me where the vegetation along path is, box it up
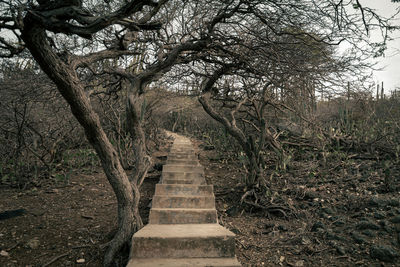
[128,133,241,266]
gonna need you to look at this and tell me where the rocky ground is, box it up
[1,133,399,266]
[195,139,400,267]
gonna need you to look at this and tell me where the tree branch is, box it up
[71,49,140,69]
[27,0,166,39]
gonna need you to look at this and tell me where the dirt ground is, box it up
[1,134,400,266]
[192,139,400,267]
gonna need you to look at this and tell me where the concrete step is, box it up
[162,171,204,180]
[171,144,193,148]
[170,150,195,155]
[166,159,199,165]
[149,208,217,224]
[170,147,195,151]
[170,148,194,152]
[152,196,215,209]
[127,257,241,267]
[131,224,235,258]
[155,184,214,196]
[162,178,205,185]
[168,153,197,160]
[163,165,204,173]
[171,144,194,148]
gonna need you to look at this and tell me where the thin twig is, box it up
[6,242,20,251]
[42,252,69,267]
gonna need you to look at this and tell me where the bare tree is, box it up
[0,0,245,265]
[185,0,398,200]
[0,60,86,187]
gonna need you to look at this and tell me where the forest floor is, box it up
[1,133,400,266]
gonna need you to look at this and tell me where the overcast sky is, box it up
[360,0,400,92]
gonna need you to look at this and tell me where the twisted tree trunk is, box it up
[21,15,139,267]
[126,90,152,230]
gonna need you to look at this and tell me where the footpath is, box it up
[127,135,241,266]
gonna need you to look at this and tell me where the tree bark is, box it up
[199,91,284,188]
[199,92,259,187]
[21,15,137,267]
[126,89,152,230]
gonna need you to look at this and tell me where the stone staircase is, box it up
[127,135,241,267]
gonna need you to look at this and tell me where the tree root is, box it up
[240,189,294,218]
[103,208,135,267]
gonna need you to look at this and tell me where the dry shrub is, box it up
[0,62,86,187]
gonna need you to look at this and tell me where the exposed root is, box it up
[240,189,295,218]
[103,226,132,267]
[103,206,136,267]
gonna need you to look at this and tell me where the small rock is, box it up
[333,218,346,226]
[362,230,376,237]
[304,191,319,200]
[328,240,337,247]
[278,225,288,232]
[368,197,385,207]
[359,216,369,221]
[295,260,305,267]
[370,245,400,262]
[367,186,375,192]
[26,238,40,249]
[351,233,367,244]
[374,212,385,219]
[336,245,346,255]
[383,225,395,234]
[76,258,85,264]
[265,222,275,229]
[378,231,387,237]
[226,206,240,217]
[0,250,9,257]
[328,215,339,222]
[279,255,285,263]
[388,199,400,207]
[352,212,365,219]
[379,220,388,227]
[321,207,334,214]
[203,145,215,150]
[311,221,325,232]
[326,231,346,241]
[320,212,330,219]
[300,237,311,245]
[356,221,380,230]
[390,215,400,224]
[230,228,240,235]
[387,211,395,217]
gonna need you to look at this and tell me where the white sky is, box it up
[360,0,400,91]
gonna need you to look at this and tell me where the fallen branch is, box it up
[42,252,69,267]
[6,242,21,251]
